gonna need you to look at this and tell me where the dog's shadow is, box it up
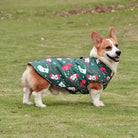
[45,100,92,107]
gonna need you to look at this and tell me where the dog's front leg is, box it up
[89,89,105,107]
[87,82,104,107]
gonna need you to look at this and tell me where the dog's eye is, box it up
[106,46,112,50]
[115,44,118,48]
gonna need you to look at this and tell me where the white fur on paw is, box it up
[23,101,33,105]
[36,104,46,108]
[94,101,105,107]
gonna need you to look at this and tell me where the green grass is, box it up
[0,0,138,137]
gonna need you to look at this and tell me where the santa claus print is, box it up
[69,74,79,82]
[58,82,66,87]
[87,74,98,81]
[46,59,52,62]
[50,74,60,80]
[78,66,86,74]
[37,65,49,73]
[62,63,72,71]
[67,87,77,91]
[85,58,90,64]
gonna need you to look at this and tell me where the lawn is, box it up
[0,0,138,137]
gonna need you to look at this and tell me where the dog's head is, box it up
[90,27,121,63]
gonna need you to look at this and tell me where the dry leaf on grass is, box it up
[24,114,31,118]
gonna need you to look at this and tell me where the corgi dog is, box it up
[22,27,121,107]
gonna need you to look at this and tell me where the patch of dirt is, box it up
[60,5,120,17]
[59,4,137,17]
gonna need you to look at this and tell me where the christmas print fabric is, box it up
[28,57,114,94]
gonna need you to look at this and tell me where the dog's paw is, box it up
[94,101,105,107]
[23,101,33,105]
[36,104,46,108]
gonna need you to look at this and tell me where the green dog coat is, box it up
[28,57,114,94]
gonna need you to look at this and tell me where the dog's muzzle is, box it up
[107,50,121,62]
[116,50,121,56]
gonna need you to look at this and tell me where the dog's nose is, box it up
[116,50,121,56]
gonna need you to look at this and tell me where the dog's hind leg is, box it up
[31,75,50,107]
[22,66,33,105]
[22,65,50,107]
[32,88,48,108]
[23,86,33,105]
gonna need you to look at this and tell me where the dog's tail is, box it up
[21,65,32,87]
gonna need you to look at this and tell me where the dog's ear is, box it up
[91,31,103,48]
[109,27,116,40]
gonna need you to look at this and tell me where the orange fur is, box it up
[91,37,118,57]
[24,65,50,92]
[87,82,103,91]
[97,39,113,57]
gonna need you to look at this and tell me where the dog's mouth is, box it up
[107,54,120,62]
